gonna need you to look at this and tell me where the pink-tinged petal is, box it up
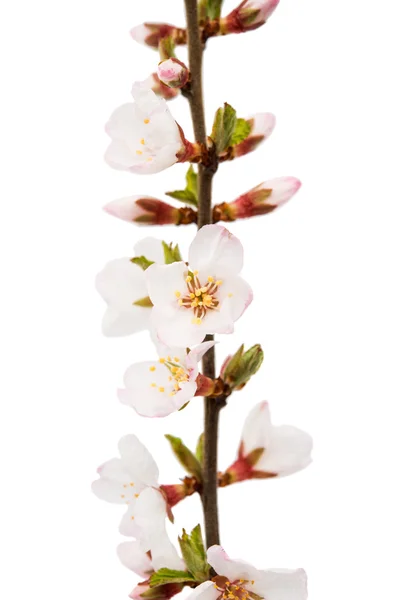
[135,488,184,571]
[258,177,301,207]
[105,140,136,170]
[117,541,153,577]
[146,262,187,307]
[251,568,308,600]
[104,196,176,225]
[118,434,159,487]
[158,58,189,89]
[92,458,133,503]
[185,581,221,600]
[219,276,253,321]
[189,225,244,278]
[134,237,165,264]
[187,340,216,368]
[130,24,152,45]
[207,546,260,582]
[251,112,276,138]
[129,583,150,600]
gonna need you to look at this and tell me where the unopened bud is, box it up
[214,177,301,222]
[221,344,264,391]
[233,112,276,158]
[158,58,190,89]
[145,73,179,100]
[130,23,187,49]
[221,0,280,34]
[103,196,183,225]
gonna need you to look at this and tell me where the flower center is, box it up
[149,356,189,397]
[119,481,139,507]
[212,577,255,600]
[176,272,222,325]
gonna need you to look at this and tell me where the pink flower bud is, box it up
[130,23,187,49]
[222,0,280,34]
[104,196,180,225]
[158,58,189,89]
[215,177,301,221]
[144,73,179,100]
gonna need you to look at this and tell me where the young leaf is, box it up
[159,36,176,60]
[230,118,251,146]
[222,344,244,380]
[149,569,195,588]
[179,525,209,582]
[130,256,154,271]
[166,166,198,206]
[165,435,203,482]
[211,103,237,154]
[162,241,183,264]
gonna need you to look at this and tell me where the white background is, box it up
[1,0,399,598]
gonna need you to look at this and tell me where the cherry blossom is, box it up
[186,546,307,600]
[118,340,215,417]
[104,83,184,175]
[95,238,164,337]
[223,402,313,483]
[146,225,253,347]
[92,434,179,565]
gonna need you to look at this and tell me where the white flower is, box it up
[104,83,184,175]
[118,341,215,418]
[146,225,253,347]
[187,546,307,600]
[118,489,184,572]
[241,402,313,476]
[92,435,180,566]
[96,237,164,337]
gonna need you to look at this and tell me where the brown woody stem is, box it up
[184,0,225,549]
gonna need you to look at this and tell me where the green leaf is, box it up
[195,433,204,466]
[230,118,251,146]
[211,103,237,154]
[166,166,198,206]
[203,0,224,19]
[149,569,195,588]
[133,296,153,308]
[179,525,209,582]
[130,256,154,271]
[223,344,244,380]
[162,241,183,264]
[165,435,203,482]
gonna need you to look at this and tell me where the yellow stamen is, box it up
[175,291,181,298]
[189,293,195,299]
[149,366,156,372]
[186,275,192,282]
[140,138,145,145]
[216,280,223,286]
[193,270,199,275]
[159,358,165,364]
[159,387,165,393]
[130,483,134,487]
[150,383,157,388]
[144,118,150,124]
[192,317,202,325]
[174,357,180,362]
[136,150,143,155]
[178,299,183,305]
[121,495,125,498]
[228,293,233,298]
[208,276,214,283]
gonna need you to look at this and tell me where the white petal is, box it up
[258,177,301,207]
[145,262,187,307]
[185,581,220,600]
[96,258,148,310]
[92,458,131,504]
[219,276,253,322]
[257,425,313,476]
[152,306,207,347]
[120,502,142,537]
[117,541,153,577]
[189,225,244,278]
[102,306,150,337]
[187,340,216,365]
[252,569,308,600]
[241,402,273,455]
[104,140,136,170]
[135,488,184,571]
[103,196,150,223]
[207,546,259,581]
[134,237,165,264]
[118,435,159,486]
